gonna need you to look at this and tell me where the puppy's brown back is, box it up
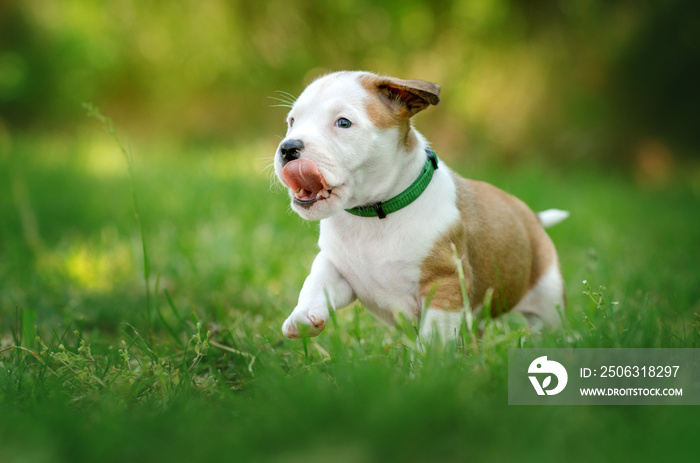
[419,173,557,315]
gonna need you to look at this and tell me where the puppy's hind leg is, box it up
[418,308,466,343]
[511,262,565,330]
[418,244,472,345]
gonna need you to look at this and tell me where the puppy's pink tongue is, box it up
[282,159,328,200]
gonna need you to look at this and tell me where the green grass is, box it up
[1,131,699,462]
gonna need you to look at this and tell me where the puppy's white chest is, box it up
[319,218,426,322]
[318,173,458,322]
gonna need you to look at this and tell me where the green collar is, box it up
[345,148,439,219]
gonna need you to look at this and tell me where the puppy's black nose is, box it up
[279,139,304,163]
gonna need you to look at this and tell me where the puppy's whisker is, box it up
[268,93,296,108]
[267,99,293,109]
[272,97,295,105]
[260,157,285,194]
[262,163,278,181]
[275,90,297,103]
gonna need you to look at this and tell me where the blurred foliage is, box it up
[1,0,699,166]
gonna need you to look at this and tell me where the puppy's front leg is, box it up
[282,253,354,338]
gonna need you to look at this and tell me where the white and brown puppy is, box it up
[274,71,567,341]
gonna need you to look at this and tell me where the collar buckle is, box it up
[373,202,387,219]
[426,148,439,170]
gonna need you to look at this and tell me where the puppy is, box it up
[274,71,567,341]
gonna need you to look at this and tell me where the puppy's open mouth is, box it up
[282,159,333,208]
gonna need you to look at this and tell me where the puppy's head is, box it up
[274,71,440,220]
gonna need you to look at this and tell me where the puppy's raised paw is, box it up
[282,312,327,338]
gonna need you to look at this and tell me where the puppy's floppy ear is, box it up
[364,74,441,118]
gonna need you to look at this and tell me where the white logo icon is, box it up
[528,356,568,396]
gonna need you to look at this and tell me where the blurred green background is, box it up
[2,0,700,171]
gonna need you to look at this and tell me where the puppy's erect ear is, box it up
[362,74,441,118]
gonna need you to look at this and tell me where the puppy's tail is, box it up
[537,209,569,228]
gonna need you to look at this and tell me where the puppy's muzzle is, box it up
[279,138,304,164]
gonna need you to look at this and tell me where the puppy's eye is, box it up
[288,117,295,127]
[335,118,352,129]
